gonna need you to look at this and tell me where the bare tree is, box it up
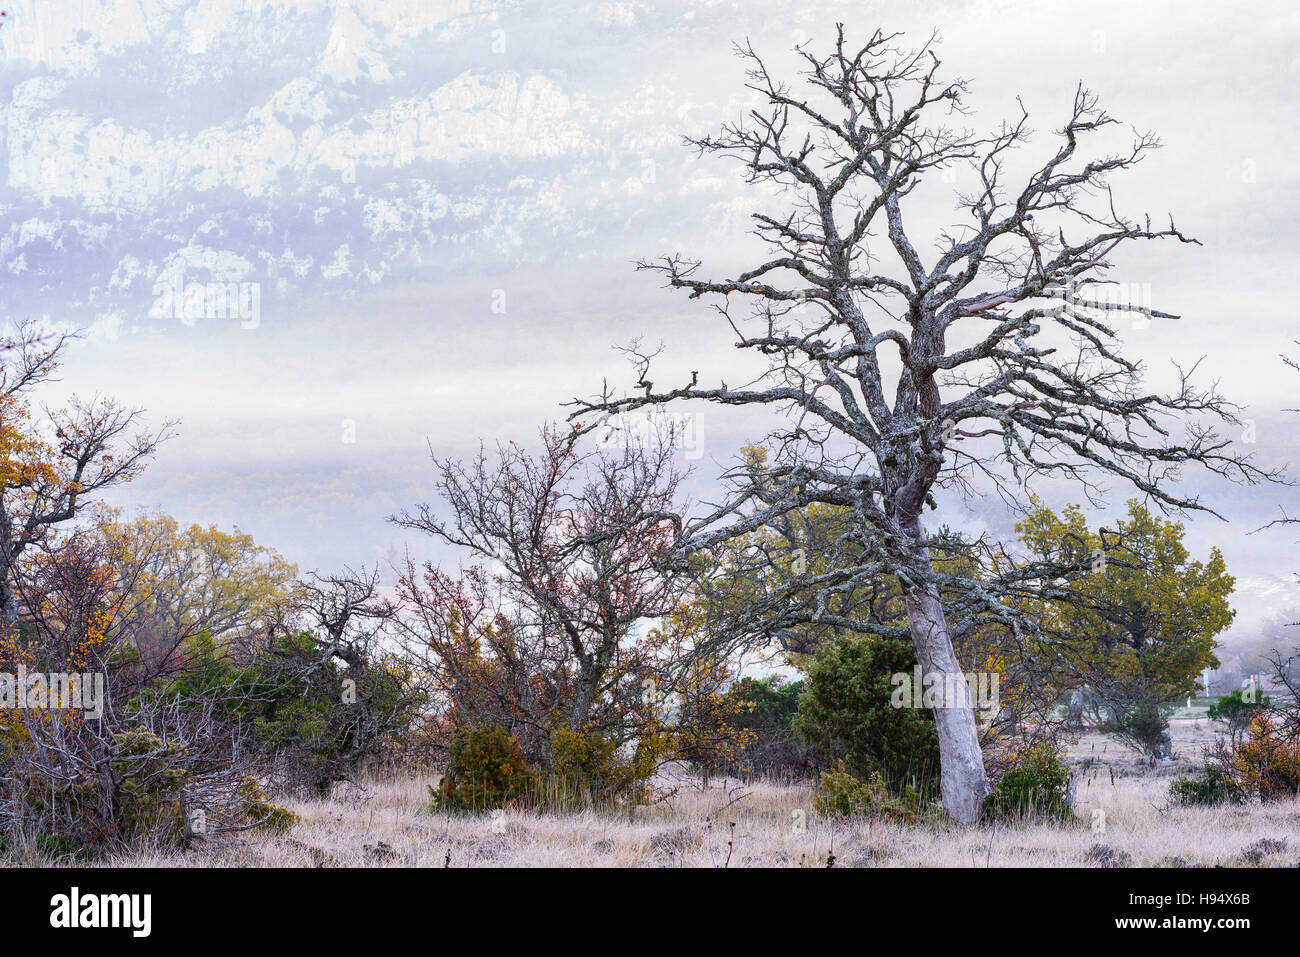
[270,567,421,792]
[393,425,707,777]
[294,566,399,675]
[1241,342,1300,752]
[0,324,173,627]
[568,27,1276,821]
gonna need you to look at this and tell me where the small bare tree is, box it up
[284,567,422,790]
[393,427,691,747]
[569,27,1276,821]
[393,424,750,799]
[0,324,172,627]
[1249,342,1300,751]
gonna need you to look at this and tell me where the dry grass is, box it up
[52,721,1300,868]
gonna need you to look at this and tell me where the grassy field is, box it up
[43,720,1300,868]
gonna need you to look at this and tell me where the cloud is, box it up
[0,0,1293,588]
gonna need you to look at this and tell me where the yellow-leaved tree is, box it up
[94,511,298,675]
[0,326,172,629]
[1016,499,1233,757]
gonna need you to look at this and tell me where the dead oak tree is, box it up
[568,27,1275,822]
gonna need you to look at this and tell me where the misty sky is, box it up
[1,0,1297,659]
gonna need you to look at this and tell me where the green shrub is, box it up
[549,725,651,807]
[1169,760,1241,807]
[237,777,298,833]
[150,629,421,796]
[813,762,927,822]
[109,726,189,843]
[794,635,941,798]
[725,676,813,777]
[1099,695,1171,760]
[432,724,537,812]
[984,748,1073,822]
[1208,688,1270,734]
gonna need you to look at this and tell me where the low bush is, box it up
[1169,761,1240,807]
[550,725,655,807]
[983,747,1073,822]
[431,723,536,812]
[109,725,190,843]
[237,777,298,833]
[1099,697,1171,762]
[794,635,941,797]
[1226,715,1300,802]
[813,761,928,822]
[1,711,299,860]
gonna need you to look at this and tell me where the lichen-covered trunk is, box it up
[1067,688,1084,729]
[902,545,990,824]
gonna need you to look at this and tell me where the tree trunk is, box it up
[902,548,990,824]
[1067,688,1084,729]
[0,576,17,633]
